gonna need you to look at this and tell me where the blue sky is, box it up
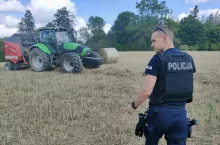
[0,0,220,37]
[72,0,220,25]
[16,0,220,25]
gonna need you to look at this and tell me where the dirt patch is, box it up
[196,74,220,87]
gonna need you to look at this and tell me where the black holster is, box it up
[187,118,198,138]
[135,111,148,137]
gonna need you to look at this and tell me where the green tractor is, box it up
[28,27,104,73]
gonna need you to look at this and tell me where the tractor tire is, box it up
[83,51,101,69]
[13,63,21,70]
[5,61,13,70]
[60,52,83,73]
[90,51,101,58]
[29,47,51,72]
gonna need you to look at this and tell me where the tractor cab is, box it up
[38,28,72,54]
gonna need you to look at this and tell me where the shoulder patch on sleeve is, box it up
[146,65,152,70]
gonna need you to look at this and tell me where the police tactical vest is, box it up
[149,52,195,105]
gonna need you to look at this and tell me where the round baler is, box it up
[3,33,36,70]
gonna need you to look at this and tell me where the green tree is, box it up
[85,16,110,51]
[136,0,172,23]
[205,13,215,28]
[53,7,76,32]
[0,39,4,62]
[204,10,220,28]
[45,22,55,28]
[213,10,220,26]
[87,16,106,34]
[210,43,220,51]
[134,17,158,51]
[206,26,220,44]
[206,25,220,50]
[127,0,173,51]
[17,10,36,33]
[76,27,91,44]
[179,5,206,48]
[109,11,138,46]
[190,5,199,19]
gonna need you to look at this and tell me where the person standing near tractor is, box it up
[126,24,197,144]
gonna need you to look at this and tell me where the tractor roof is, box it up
[39,27,68,31]
[12,33,36,37]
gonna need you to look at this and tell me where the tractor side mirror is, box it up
[34,37,40,43]
[34,37,37,42]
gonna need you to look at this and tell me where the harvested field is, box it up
[0,51,219,145]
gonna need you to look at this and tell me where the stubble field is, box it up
[0,51,219,145]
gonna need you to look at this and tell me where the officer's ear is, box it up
[163,35,169,43]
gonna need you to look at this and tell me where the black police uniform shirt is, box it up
[144,48,196,108]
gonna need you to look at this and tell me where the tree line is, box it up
[1,0,220,62]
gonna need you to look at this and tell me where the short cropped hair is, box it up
[153,24,174,41]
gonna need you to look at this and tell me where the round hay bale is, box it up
[98,48,119,64]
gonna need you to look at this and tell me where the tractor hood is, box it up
[63,42,91,56]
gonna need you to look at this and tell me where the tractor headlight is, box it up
[85,51,90,56]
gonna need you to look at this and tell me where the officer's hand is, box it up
[126,104,135,114]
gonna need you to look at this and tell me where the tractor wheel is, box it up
[90,51,101,58]
[5,61,13,70]
[90,51,101,68]
[83,51,101,69]
[29,48,51,72]
[60,52,83,73]
[13,63,21,70]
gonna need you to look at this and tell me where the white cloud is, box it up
[74,17,87,31]
[178,8,220,21]
[0,0,25,12]
[185,0,212,4]
[199,8,220,17]
[0,0,111,38]
[0,15,4,24]
[0,25,17,38]
[4,15,20,28]
[103,24,111,33]
[25,0,112,32]
[26,0,77,27]
[0,15,21,29]
[178,13,189,21]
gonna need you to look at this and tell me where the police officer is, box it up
[127,24,196,145]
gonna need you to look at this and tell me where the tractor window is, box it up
[40,30,55,43]
[56,31,70,43]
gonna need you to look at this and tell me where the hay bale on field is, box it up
[98,48,119,64]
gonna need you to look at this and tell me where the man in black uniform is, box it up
[127,24,196,145]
